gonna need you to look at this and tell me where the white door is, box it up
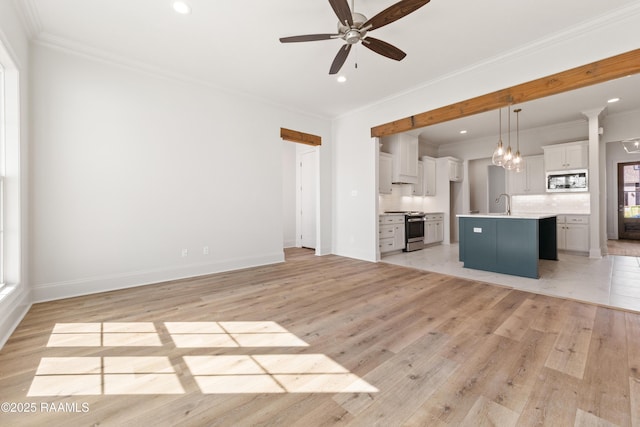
[300,150,317,249]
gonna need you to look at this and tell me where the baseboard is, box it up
[32,252,285,303]
[589,248,603,259]
[0,284,32,349]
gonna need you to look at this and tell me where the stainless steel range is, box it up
[385,211,426,252]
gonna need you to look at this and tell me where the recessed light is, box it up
[608,97,621,103]
[337,75,347,83]
[459,130,468,134]
[173,1,191,14]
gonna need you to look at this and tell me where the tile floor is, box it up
[382,244,640,312]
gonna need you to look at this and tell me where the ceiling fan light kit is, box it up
[279,0,430,75]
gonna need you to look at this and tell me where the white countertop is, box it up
[456,213,557,220]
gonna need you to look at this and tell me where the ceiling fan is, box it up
[279,0,430,75]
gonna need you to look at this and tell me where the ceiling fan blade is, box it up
[329,44,352,75]
[361,37,406,61]
[328,0,353,26]
[363,0,430,31]
[280,34,340,43]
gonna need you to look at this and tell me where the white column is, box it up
[582,108,606,259]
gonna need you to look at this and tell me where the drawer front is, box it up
[565,215,589,224]
[380,215,405,224]
[426,213,444,221]
[379,238,395,253]
[379,225,396,237]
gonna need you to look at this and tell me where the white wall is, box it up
[0,0,31,347]
[29,44,331,302]
[332,6,640,262]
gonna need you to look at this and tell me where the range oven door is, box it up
[405,216,425,252]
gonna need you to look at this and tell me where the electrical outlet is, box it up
[181,248,188,257]
[203,246,209,255]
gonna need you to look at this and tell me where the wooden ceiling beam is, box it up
[280,127,322,146]
[371,48,640,138]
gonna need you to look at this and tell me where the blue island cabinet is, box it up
[458,214,558,279]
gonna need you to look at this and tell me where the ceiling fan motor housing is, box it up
[338,12,368,43]
[344,29,362,44]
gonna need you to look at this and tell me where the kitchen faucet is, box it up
[496,193,511,215]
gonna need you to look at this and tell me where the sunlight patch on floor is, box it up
[182,354,377,394]
[47,322,162,347]
[29,321,377,396]
[165,321,309,348]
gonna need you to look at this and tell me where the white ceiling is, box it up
[16,0,640,125]
[413,73,640,146]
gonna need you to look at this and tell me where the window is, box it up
[0,40,19,294]
[0,65,4,288]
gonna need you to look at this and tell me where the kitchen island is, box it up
[457,213,558,279]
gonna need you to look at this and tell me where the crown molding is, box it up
[12,0,42,39]
[32,32,332,121]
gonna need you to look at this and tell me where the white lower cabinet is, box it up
[557,215,589,253]
[424,213,444,245]
[379,214,406,253]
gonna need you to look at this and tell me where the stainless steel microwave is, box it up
[546,169,588,192]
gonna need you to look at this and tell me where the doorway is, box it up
[281,142,318,251]
[280,128,321,255]
[299,150,317,249]
[618,161,640,240]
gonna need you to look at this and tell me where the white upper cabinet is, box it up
[386,134,419,184]
[412,161,424,196]
[422,156,437,196]
[507,155,545,194]
[447,157,463,182]
[379,152,393,194]
[543,141,588,171]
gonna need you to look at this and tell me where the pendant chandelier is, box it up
[492,107,524,173]
[512,108,524,172]
[491,108,505,166]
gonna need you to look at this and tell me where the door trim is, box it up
[618,161,640,240]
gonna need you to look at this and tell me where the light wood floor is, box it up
[1,248,639,426]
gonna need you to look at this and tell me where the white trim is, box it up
[32,33,330,121]
[0,284,31,349]
[32,252,284,303]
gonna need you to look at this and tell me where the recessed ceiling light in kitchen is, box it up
[608,97,621,103]
[173,1,191,15]
[337,76,347,83]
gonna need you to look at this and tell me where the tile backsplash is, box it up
[379,185,428,212]
[380,187,591,215]
[512,193,591,214]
